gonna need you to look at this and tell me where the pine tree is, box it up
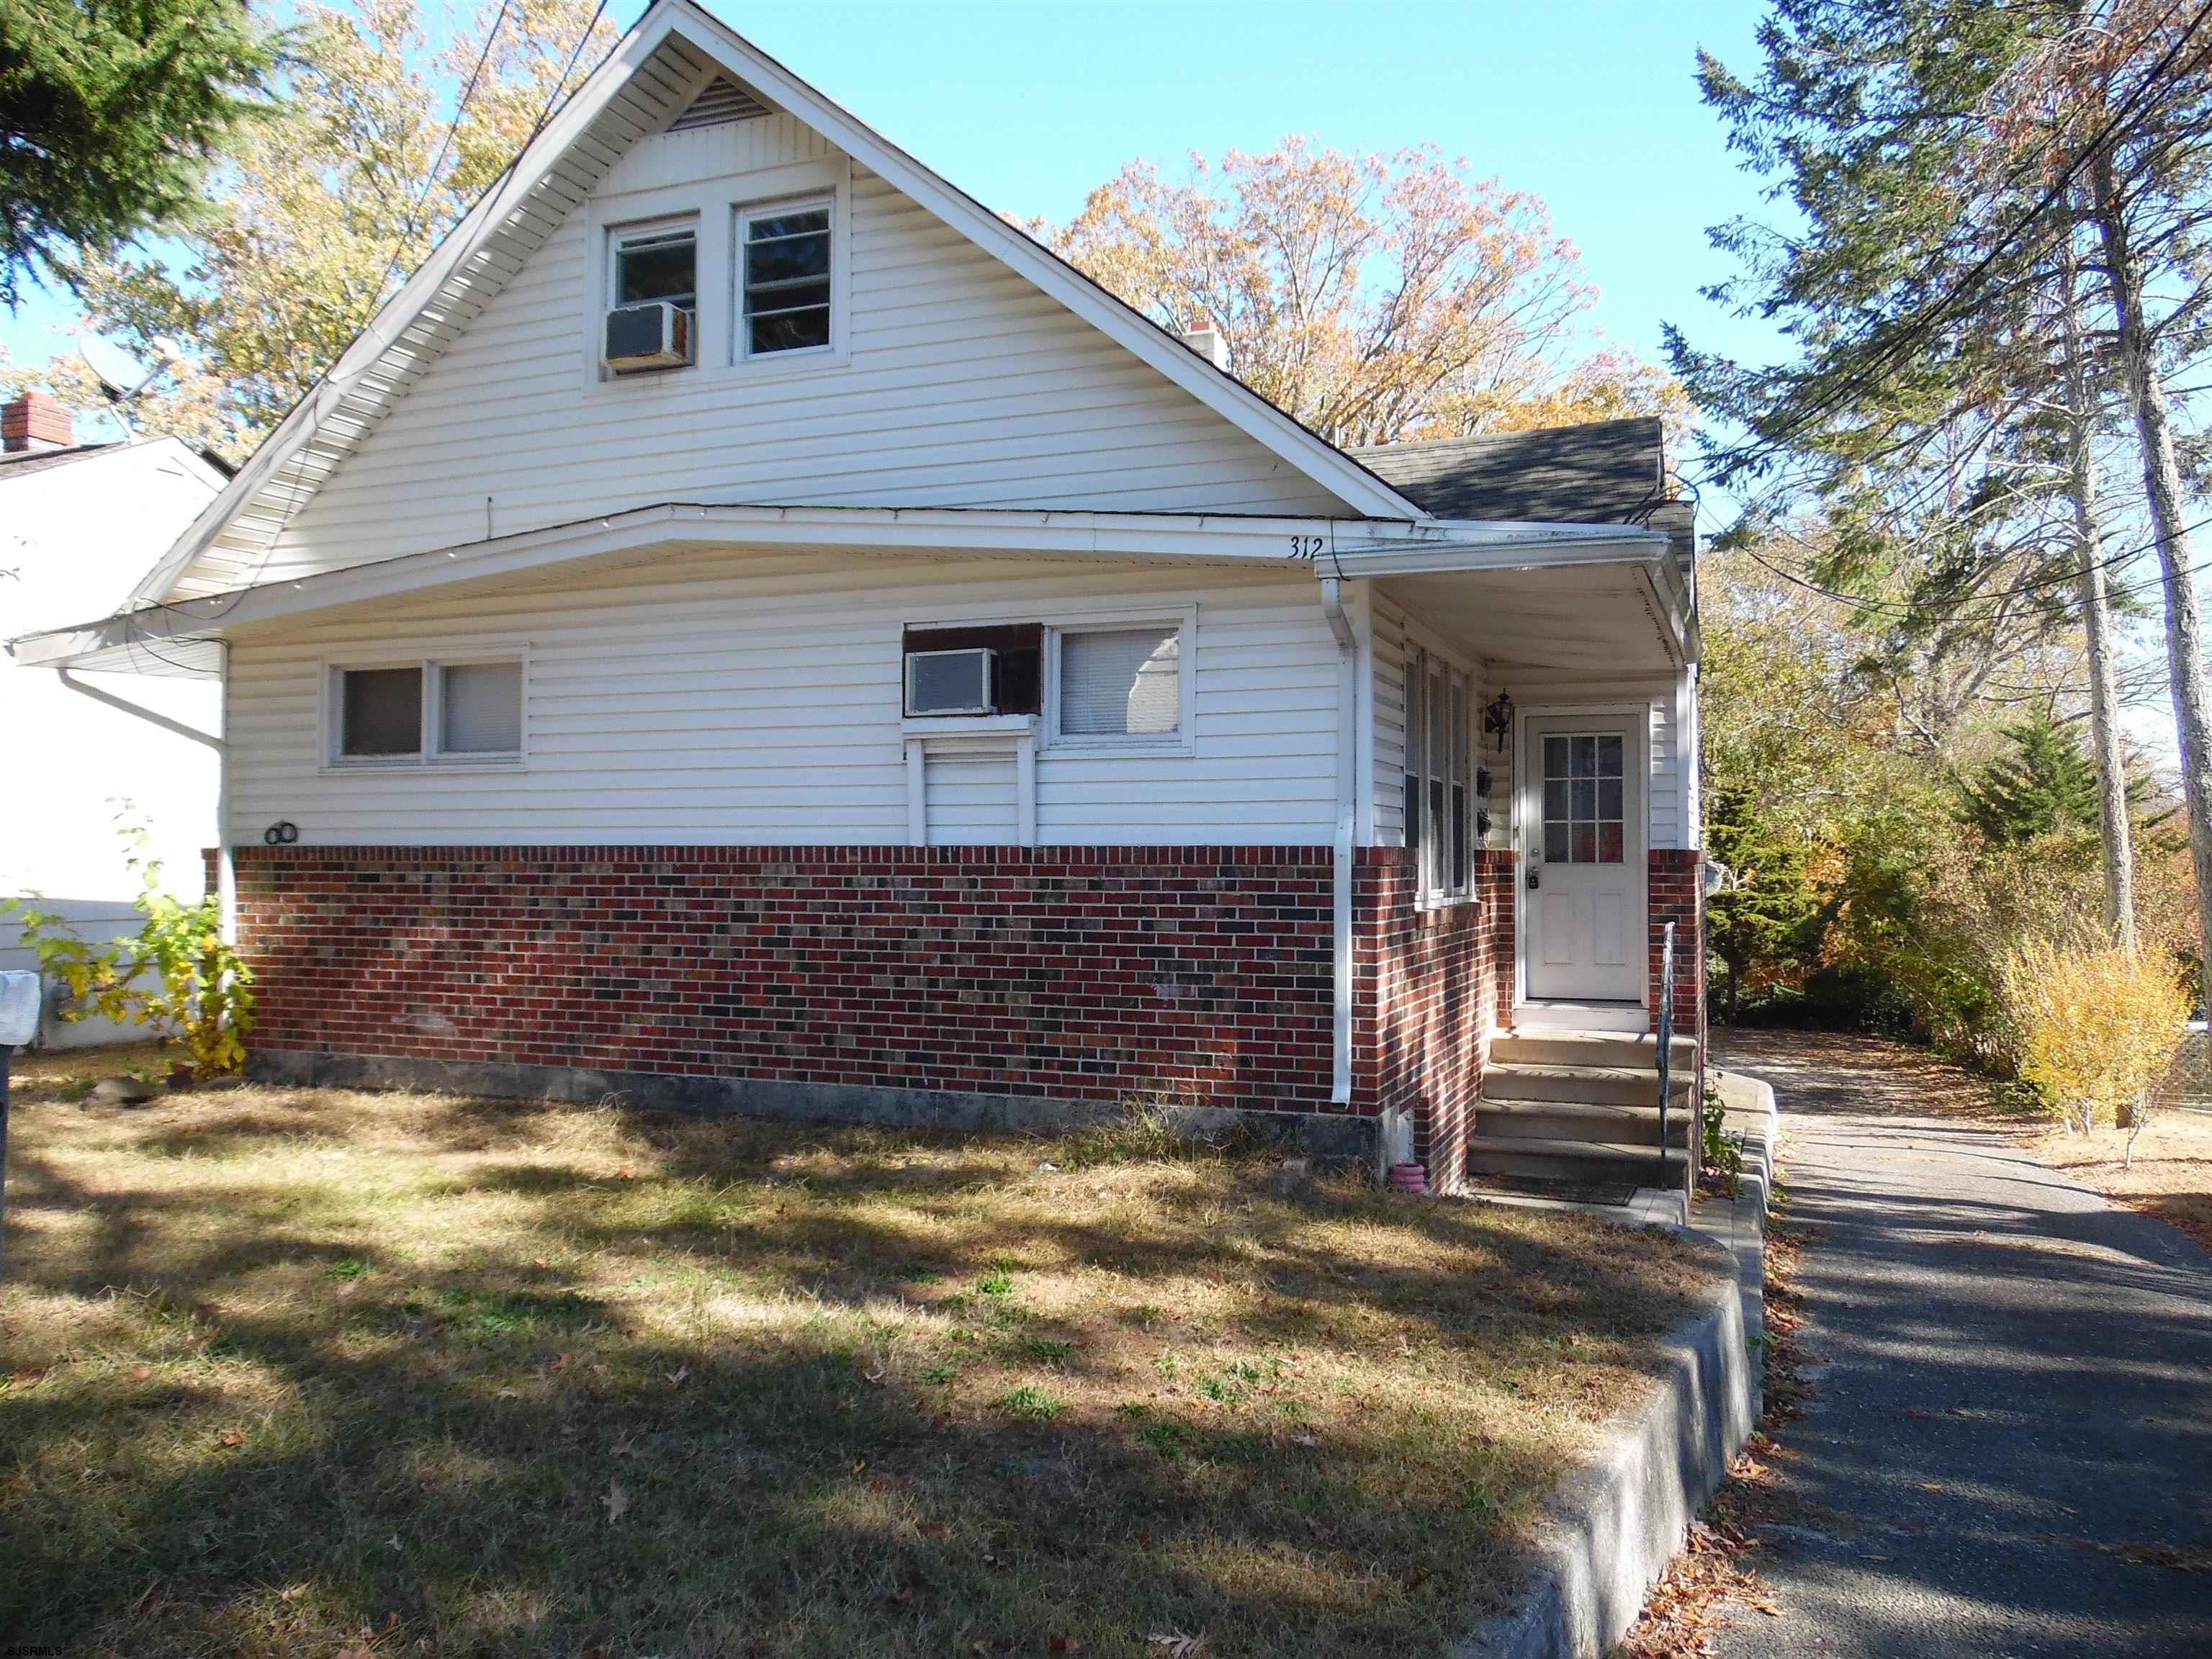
[0,0,279,307]
[1706,783,1825,1022]
[1957,711,2103,845]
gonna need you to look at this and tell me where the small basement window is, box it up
[1054,623,1183,744]
[333,658,524,765]
[740,201,832,356]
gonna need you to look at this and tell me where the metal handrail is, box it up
[1656,920,1676,1190]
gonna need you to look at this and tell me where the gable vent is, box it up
[669,75,772,131]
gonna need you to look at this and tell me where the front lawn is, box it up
[1,1048,1720,1658]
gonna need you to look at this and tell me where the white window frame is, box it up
[733,194,837,364]
[1041,609,1197,756]
[1402,639,1475,908]
[322,649,530,772]
[605,214,701,367]
[580,159,852,390]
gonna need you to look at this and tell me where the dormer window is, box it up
[740,202,832,356]
[613,222,697,317]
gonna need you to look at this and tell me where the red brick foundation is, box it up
[1648,849,1706,1047]
[234,844,1339,1112]
[1349,848,1511,1192]
[227,842,1557,1179]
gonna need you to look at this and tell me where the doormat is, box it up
[1463,1172,1640,1208]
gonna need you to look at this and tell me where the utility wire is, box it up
[1700,0,2212,480]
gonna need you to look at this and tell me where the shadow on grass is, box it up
[1,1087,1722,1658]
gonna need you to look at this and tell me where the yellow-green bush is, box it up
[1997,937,2188,1133]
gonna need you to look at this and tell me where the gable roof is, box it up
[132,0,1421,609]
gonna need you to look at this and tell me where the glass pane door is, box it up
[1539,733,1626,865]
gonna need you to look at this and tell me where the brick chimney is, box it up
[2,390,73,454]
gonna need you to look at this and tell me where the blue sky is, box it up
[1,0,1781,433]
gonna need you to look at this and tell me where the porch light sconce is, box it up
[1483,688,1514,753]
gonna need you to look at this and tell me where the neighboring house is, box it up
[0,392,230,1047]
[9,0,1704,1189]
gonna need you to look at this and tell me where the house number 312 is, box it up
[1287,535,1326,560]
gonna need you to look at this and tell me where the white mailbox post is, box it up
[0,970,40,1272]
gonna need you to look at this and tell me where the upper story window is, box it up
[605,220,698,373]
[613,222,697,315]
[332,657,523,767]
[740,202,832,356]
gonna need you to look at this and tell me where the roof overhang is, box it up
[11,504,1681,675]
[1331,528,1698,670]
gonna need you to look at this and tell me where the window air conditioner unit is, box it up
[906,647,994,716]
[603,300,692,372]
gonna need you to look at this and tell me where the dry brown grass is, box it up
[2028,1110,2212,1254]
[0,1048,1722,1658]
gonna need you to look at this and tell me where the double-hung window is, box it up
[332,657,524,766]
[739,201,832,356]
[1403,647,1473,903]
[612,222,696,323]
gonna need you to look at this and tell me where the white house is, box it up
[9,0,1704,1188]
[0,393,229,1048]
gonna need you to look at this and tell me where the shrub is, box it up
[1996,936,2188,1137]
[1,818,253,1076]
[1700,1085,1744,1192]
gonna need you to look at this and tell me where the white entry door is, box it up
[1521,716,1645,1004]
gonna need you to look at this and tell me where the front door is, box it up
[1521,716,1645,1004]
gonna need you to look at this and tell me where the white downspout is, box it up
[55,661,235,945]
[1320,575,1357,1106]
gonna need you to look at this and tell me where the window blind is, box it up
[439,662,522,754]
[341,667,421,757]
[1060,627,1179,736]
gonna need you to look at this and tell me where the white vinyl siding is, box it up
[254,122,1345,583]
[225,552,1340,846]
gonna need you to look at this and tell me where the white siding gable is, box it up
[259,116,1345,585]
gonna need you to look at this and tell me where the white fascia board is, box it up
[12,505,1657,669]
[1324,521,1673,577]
[122,18,674,612]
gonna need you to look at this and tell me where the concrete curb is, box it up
[1455,1070,1778,1659]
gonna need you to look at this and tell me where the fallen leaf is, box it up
[917,1521,947,1539]
[6,1367,48,1390]
[495,1387,522,1401]
[1049,1640,1081,1654]
[666,1365,690,1390]
[126,1364,154,1383]
[604,1480,631,1524]
[217,1429,246,1448]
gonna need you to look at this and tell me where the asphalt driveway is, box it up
[1709,1031,2212,1659]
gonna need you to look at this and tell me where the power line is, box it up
[1701,0,2212,480]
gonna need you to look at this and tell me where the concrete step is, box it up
[1477,1097,1693,1147]
[1493,1029,1699,1071]
[1466,1133,1691,1187]
[1480,1060,1695,1108]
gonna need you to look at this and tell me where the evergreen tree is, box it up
[0,0,279,307]
[1956,711,2103,845]
[1706,782,1825,1022]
